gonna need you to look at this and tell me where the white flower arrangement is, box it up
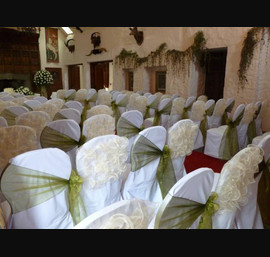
[15,86,34,96]
[33,70,54,87]
[3,88,14,93]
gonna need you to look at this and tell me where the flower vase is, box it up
[40,85,48,98]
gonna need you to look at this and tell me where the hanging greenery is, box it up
[115,31,207,74]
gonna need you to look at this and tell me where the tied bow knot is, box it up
[162,145,171,162]
[69,170,83,201]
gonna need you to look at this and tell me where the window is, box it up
[156,71,166,93]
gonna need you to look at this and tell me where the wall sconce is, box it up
[64,34,75,53]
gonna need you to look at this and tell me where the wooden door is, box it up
[90,61,110,91]
[68,65,81,91]
[45,67,62,98]
[204,48,227,101]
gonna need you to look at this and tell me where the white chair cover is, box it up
[167,119,198,181]
[56,89,66,100]
[33,96,48,103]
[63,100,83,114]
[145,94,159,119]
[76,135,129,216]
[0,101,16,114]
[34,102,61,120]
[182,96,196,119]
[86,88,97,108]
[0,125,37,175]
[0,96,15,101]
[46,98,65,109]
[255,100,266,136]
[0,105,29,126]
[0,148,75,229]
[204,104,245,160]
[0,116,8,127]
[82,114,115,142]
[75,89,87,103]
[121,126,167,203]
[11,96,26,105]
[168,97,185,128]
[74,199,159,229]
[54,108,81,124]
[252,131,270,146]
[207,98,227,129]
[23,99,42,110]
[86,104,113,119]
[65,89,76,101]
[16,111,51,148]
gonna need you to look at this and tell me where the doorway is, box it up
[68,64,81,91]
[90,61,112,91]
[204,48,227,101]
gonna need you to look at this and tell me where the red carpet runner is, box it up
[184,150,227,173]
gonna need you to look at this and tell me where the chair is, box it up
[197,94,208,102]
[0,96,15,101]
[0,116,8,127]
[207,98,227,129]
[0,105,29,126]
[132,95,148,118]
[126,93,140,111]
[56,89,66,100]
[86,88,98,108]
[16,111,51,148]
[86,104,113,119]
[154,145,263,229]
[23,99,42,110]
[64,89,76,102]
[62,100,83,114]
[182,96,196,119]
[168,97,185,128]
[34,102,62,120]
[97,90,112,106]
[40,119,83,170]
[255,100,266,136]
[144,94,159,119]
[167,119,198,181]
[73,199,159,229]
[0,148,78,228]
[53,108,81,125]
[117,110,144,163]
[204,104,245,160]
[256,134,270,229]
[221,98,235,125]
[76,134,129,216]
[0,125,37,175]
[74,88,87,104]
[111,93,129,126]
[82,114,115,142]
[33,96,48,104]
[46,98,65,109]
[121,126,174,203]
[252,131,270,146]
[0,101,16,114]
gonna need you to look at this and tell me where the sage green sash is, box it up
[40,126,86,152]
[22,103,33,111]
[131,135,176,199]
[247,104,262,144]
[64,91,76,102]
[53,112,68,121]
[221,100,235,125]
[257,158,270,229]
[199,114,208,144]
[0,164,86,225]
[182,100,195,120]
[154,192,219,229]
[111,97,128,125]
[219,108,244,160]
[117,117,144,138]
[153,100,172,126]
[1,108,17,126]
[144,97,159,119]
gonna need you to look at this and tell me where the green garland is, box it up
[115,31,207,73]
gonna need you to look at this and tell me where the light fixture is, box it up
[61,27,73,35]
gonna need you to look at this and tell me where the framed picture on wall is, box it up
[45,27,59,63]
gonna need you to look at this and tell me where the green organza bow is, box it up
[131,135,176,199]
[199,114,208,144]
[111,97,128,126]
[40,126,86,152]
[0,164,87,225]
[117,116,144,138]
[154,192,219,229]
[219,108,244,160]
[53,112,68,121]
[144,97,159,119]
[182,100,195,120]
[221,100,235,125]
[257,158,270,229]
[153,100,172,126]
[64,91,76,102]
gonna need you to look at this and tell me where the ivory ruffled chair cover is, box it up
[126,93,140,111]
[0,116,8,127]
[86,104,113,119]
[131,95,148,118]
[117,110,144,163]
[182,96,196,119]
[82,114,115,142]
[167,119,198,181]
[73,199,159,229]
[256,135,270,229]
[11,96,26,105]
[56,89,66,100]
[0,105,29,126]
[121,126,176,203]
[74,88,87,104]
[64,89,76,102]
[62,100,83,114]
[197,94,208,102]
[97,90,112,106]
[154,145,263,229]
[236,103,257,150]
[34,102,62,120]
[46,98,65,109]
[190,100,207,149]
[16,111,51,148]
[207,98,227,129]
[23,99,42,111]
[33,96,48,103]
[0,125,37,175]
[76,135,129,216]
[40,119,84,170]
[0,101,16,114]
[168,97,185,128]
[204,104,245,160]
[53,108,81,124]
[0,148,79,228]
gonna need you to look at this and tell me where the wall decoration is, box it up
[86,32,107,56]
[64,34,75,53]
[129,27,144,46]
[45,27,59,63]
